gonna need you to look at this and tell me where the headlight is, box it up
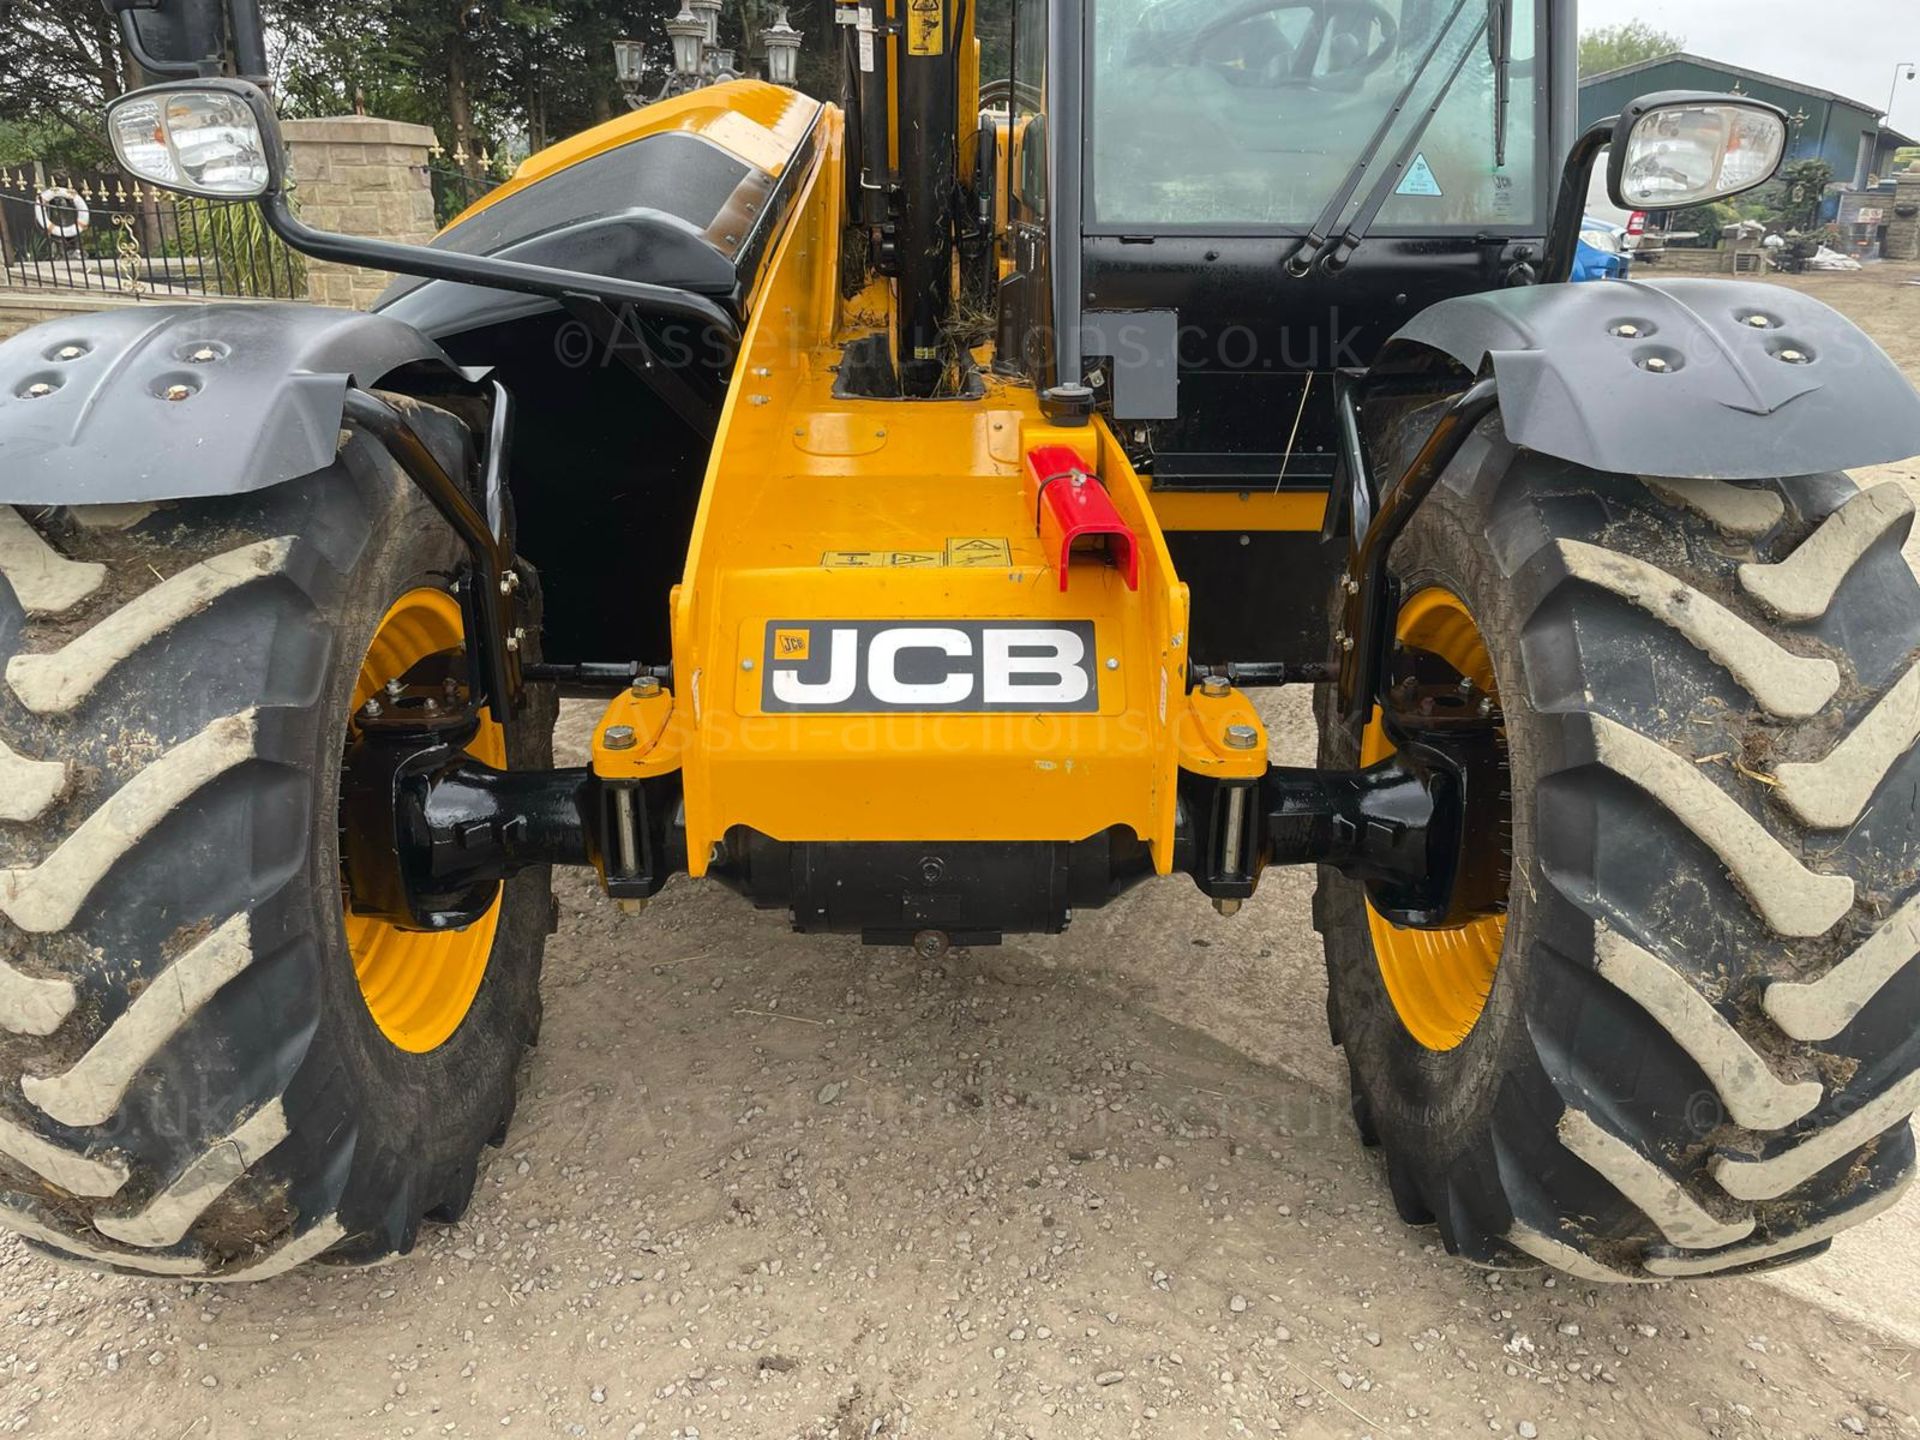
[106,82,278,200]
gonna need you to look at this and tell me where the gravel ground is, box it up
[4,267,1920,1440]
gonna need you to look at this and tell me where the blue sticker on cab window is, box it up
[1396,153,1444,198]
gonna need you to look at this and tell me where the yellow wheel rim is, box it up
[1360,587,1509,1052]
[344,588,506,1054]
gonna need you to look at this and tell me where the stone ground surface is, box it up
[4,267,1920,1440]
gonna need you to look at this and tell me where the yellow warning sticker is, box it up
[773,627,811,660]
[946,536,1013,567]
[821,549,945,568]
[906,0,945,55]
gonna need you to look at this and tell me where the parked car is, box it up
[1573,214,1633,281]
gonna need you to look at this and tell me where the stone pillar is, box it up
[1886,167,1920,263]
[279,116,440,309]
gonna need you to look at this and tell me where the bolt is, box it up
[1343,577,1361,596]
[362,698,382,718]
[164,383,194,401]
[23,382,54,399]
[1213,898,1242,918]
[1744,314,1774,329]
[1105,657,1119,671]
[1609,322,1642,338]
[1778,348,1811,365]
[1225,724,1259,750]
[912,929,950,960]
[749,394,769,406]
[616,897,648,916]
[752,366,771,377]
[1200,675,1231,698]
[423,697,439,713]
[1340,634,1355,653]
[1458,677,1475,694]
[498,570,520,596]
[190,346,219,363]
[919,856,947,885]
[54,345,85,361]
[741,657,755,671]
[1641,356,1671,373]
[604,724,637,750]
[506,627,526,653]
[385,678,404,699]
[632,675,662,699]
[1478,696,1495,718]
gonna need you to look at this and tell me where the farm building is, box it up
[1581,53,1915,190]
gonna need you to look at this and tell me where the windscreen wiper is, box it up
[1489,0,1512,167]
[1314,15,1491,274]
[1286,0,1477,278]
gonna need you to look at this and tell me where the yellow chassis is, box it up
[464,91,1311,875]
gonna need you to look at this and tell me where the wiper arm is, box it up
[1489,0,1512,167]
[1316,16,1489,274]
[1287,0,1477,278]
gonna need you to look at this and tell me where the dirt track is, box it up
[4,267,1920,1440]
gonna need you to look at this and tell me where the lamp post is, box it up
[665,3,708,80]
[762,6,803,88]
[1890,61,1918,123]
[690,0,724,51]
[612,35,648,92]
[616,0,803,107]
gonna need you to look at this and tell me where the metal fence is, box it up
[0,165,304,299]
[430,164,503,228]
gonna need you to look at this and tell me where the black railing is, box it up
[0,166,304,299]
[430,164,504,228]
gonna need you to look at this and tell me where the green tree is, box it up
[1578,21,1682,78]
[0,1,127,171]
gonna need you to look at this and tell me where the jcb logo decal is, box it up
[761,620,1098,713]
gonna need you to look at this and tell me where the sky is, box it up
[1578,0,1920,137]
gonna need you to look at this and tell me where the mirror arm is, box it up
[1541,115,1616,285]
[258,192,742,344]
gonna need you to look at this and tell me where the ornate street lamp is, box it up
[665,3,708,81]
[690,0,724,51]
[611,35,648,91]
[762,6,802,87]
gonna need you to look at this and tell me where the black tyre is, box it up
[1318,418,1920,1281]
[0,395,555,1279]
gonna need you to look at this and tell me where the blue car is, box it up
[1573,216,1633,282]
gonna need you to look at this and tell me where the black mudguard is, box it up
[1383,278,1920,480]
[0,303,467,505]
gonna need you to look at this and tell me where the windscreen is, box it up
[1088,0,1541,230]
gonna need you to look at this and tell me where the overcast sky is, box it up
[1578,0,1920,136]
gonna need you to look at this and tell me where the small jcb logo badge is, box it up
[761,620,1099,713]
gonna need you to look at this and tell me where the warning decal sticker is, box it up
[945,537,1012,567]
[906,0,945,55]
[820,538,1013,569]
[1396,153,1444,198]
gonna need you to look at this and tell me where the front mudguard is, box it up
[1382,278,1920,480]
[0,302,472,505]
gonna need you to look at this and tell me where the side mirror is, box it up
[1607,92,1789,210]
[1543,90,1788,284]
[105,78,284,201]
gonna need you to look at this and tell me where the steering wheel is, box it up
[1185,0,1399,89]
